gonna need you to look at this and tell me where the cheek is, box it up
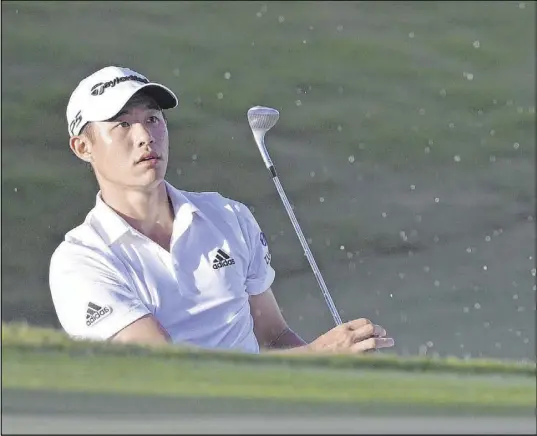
[93,136,131,168]
[153,124,169,148]
[155,123,168,139]
[92,130,128,160]
[93,124,115,147]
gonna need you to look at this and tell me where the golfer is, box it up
[49,66,394,354]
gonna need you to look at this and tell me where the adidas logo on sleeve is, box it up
[212,249,235,270]
[86,302,112,326]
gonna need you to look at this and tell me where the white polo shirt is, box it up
[49,181,275,354]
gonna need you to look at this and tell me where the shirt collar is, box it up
[91,181,200,246]
[91,192,131,246]
[164,180,201,218]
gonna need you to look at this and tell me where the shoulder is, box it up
[167,183,264,235]
[178,188,254,218]
[50,222,118,278]
[49,236,132,312]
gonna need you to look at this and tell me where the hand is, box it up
[306,318,394,354]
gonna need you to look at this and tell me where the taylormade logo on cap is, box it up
[66,66,179,137]
[90,75,150,96]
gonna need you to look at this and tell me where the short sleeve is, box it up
[234,202,276,296]
[49,242,151,341]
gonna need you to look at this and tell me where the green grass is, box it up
[3,322,536,376]
[3,2,534,170]
[4,350,535,408]
[2,323,535,409]
[1,1,535,361]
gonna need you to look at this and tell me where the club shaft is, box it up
[271,174,343,326]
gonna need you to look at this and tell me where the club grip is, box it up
[268,165,277,178]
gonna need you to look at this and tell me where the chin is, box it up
[126,172,166,191]
[140,175,166,189]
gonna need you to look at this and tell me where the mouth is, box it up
[137,154,161,164]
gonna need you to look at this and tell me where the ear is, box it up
[69,135,93,163]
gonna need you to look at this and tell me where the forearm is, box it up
[262,327,308,352]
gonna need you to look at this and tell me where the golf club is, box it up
[247,106,343,326]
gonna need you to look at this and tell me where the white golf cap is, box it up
[66,66,178,136]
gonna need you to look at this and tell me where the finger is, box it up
[350,337,395,353]
[350,322,378,342]
[343,318,372,331]
[373,324,387,337]
[374,337,394,348]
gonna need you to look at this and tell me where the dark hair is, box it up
[79,122,94,140]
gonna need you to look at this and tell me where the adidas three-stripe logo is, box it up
[212,249,235,270]
[86,302,112,327]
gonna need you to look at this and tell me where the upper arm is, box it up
[110,313,170,345]
[249,287,288,347]
[232,201,285,345]
[232,201,275,296]
[49,243,166,344]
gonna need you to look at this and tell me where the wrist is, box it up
[269,327,307,349]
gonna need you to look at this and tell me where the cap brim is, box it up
[135,83,178,110]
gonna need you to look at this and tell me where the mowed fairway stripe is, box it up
[2,348,535,408]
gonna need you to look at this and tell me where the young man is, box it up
[49,66,394,354]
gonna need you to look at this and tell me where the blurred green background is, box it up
[2,0,535,360]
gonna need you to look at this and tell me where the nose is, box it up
[133,122,154,147]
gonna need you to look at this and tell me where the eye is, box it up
[118,121,130,128]
[147,115,159,124]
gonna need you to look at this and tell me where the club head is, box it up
[247,106,279,171]
[247,106,279,133]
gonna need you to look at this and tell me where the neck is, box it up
[100,181,174,246]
